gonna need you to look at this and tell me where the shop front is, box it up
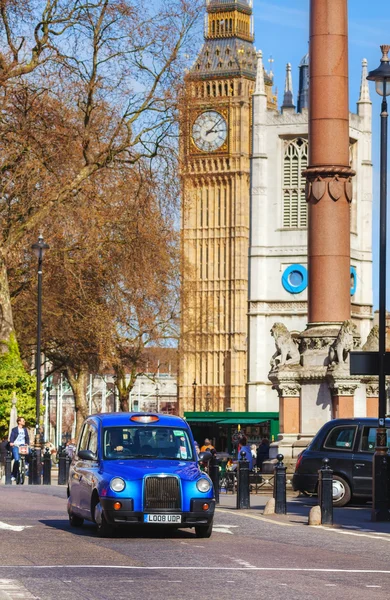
[184,411,279,456]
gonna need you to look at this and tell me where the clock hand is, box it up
[205,118,223,136]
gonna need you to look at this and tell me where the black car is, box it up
[292,418,390,507]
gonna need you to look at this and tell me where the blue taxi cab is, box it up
[67,412,215,537]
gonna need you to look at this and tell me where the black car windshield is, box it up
[103,426,194,461]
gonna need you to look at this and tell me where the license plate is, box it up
[144,514,182,523]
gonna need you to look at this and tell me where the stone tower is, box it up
[178,0,276,413]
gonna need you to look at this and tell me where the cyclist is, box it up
[9,416,30,481]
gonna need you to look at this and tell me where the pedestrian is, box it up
[250,444,257,459]
[237,436,253,470]
[200,438,215,453]
[194,441,200,456]
[0,436,8,479]
[256,438,270,471]
[9,416,30,480]
[65,438,77,460]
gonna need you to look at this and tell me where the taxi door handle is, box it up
[354,463,365,468]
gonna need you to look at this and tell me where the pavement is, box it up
[217,490,390,537]
[1,485,390,599]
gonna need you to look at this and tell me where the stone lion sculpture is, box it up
[270,323,300,369]
[328,320,356,365]
[362,325,379,352]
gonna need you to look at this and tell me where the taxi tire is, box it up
[96,513,114,538]
[195,522,213,538]
[69,514,84,527]
[332,475,351,507]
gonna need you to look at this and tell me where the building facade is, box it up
[179,0,276,413]
[248,54,373,412]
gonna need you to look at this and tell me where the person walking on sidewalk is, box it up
[9,417,30,480]
[256,438,270,471]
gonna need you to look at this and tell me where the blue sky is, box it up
[252,0,390,309]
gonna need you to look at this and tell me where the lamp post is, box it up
[192,379,197,412]
[31,235,50,448]
[367,45,390,521]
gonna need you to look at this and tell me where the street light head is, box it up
[367,45,390,96]
[31,234,50,258]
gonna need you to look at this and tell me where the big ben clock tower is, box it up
[179,0,273,414]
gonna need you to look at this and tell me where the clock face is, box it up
[192,110,228,152]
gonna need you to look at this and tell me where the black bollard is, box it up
[236,450,250,509]
[5,450,12,485]
[65,453,71,484]
[30,448,38,484]
[58,446,68,485]
[209,449,220,504]
[318,458,333,526]
[274,454,287,515]
[42,447,52,485]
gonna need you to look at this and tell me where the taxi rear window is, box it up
[103,426,194,461]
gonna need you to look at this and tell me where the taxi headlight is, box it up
[110,477,126,492]
[196,478,211,493]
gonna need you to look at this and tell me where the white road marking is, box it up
[318,527,390,542]
[325,584,337,587]
[213,527,234,535]
[2,566,390,576]
[0,579,37,599]
[366,585,381,588]
[217,508,294,527]
[0,522,33,532]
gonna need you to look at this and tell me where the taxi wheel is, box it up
[69,514,84,527]
[195,522,213,538]
[332,475,351,507]
[96,513,114,538]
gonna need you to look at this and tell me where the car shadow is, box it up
[39,519,199,539]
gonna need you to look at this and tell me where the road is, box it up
[0,486,389,600]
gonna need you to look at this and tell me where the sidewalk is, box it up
[217,491,390,535]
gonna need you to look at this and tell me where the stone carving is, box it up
[331,382,359,396]
[328,320,357,365]
[366,383,379,397]
[362,325,379,351]
[270,322,301,369]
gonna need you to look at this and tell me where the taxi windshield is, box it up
[103,426,194,461]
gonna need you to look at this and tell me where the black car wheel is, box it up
[195,521,213,538]
[332,475,351,507]
[69,513,84,527]
[96,512,114,538]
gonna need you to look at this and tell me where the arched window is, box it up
[282,137,308,228]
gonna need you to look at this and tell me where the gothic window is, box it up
[282,137,308,228]
[226,47,230,55]
[216,48,220,56]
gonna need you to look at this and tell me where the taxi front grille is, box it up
[144,476,181,510]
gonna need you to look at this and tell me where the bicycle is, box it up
[14,444,29,485]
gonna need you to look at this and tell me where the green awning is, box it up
[216,418,269,425]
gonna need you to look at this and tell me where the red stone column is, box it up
[305,0,354,324]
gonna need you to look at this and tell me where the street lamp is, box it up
[192,379,197,412]
[367,45,390,521]
[31,235,50,446]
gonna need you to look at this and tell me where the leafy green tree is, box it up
[0,334,36,438]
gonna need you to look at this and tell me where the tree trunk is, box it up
[119,392,129,412]
[0,254,14,351]
[66,368,89,438]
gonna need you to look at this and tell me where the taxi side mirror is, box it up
[78,449,97,461]
[198,451,212,463]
